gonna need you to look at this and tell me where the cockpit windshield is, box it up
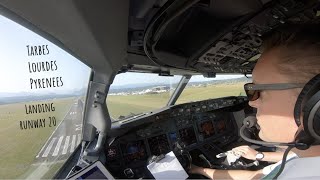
[176,75,250,105]
[107,72,251,121]
[107,72,182,121]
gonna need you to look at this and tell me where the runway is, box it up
[35,99,84,162]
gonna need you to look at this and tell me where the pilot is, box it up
[189,23,320,179]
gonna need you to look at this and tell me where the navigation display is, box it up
[216,120,226,133]
[148,134,170,155]
[199,121,215,138]
[179,127,197,146]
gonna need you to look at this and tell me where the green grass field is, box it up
[177,83,246,104]
[0,97,76,179]
[107,93,171,119]
[107,82,245,119]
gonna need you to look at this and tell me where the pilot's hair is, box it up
[261,23,320,83]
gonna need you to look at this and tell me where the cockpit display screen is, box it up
[148,134,170,155]
[199,120,215,138]
[121,140,147,163]
[179,127,197,146]
[216,120,226,133]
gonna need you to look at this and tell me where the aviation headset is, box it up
[240,74,320,150]
[293,74,320,149]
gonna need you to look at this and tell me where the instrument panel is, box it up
[105,96,246,178]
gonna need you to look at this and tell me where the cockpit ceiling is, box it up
[129,0,320,74]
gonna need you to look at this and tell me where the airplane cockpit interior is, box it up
[0,0,319,179]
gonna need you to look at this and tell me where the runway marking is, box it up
[70,135,76,153]
[35,104,74,158]
[62,136,70,155]
[75,124,82,131]
[34,100,85,159]
[52,136,64,157]
[42,137,57,158]
[77,134,82,145]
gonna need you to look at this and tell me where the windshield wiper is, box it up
[117,112,148,121]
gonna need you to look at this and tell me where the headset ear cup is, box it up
[294,74,320,126]
[314,110,320,138]
[294,74,320,144]
[303,91,320,141]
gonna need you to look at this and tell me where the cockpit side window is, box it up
[0,15,91,178]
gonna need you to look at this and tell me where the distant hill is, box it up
[109,84,170,94]
[0,77,251,104]
[0,88,87,105]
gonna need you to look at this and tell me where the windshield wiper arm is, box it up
[118,112,148,121]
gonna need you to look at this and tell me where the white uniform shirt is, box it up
[277,156,320,179]
[262,154,320,179]
[262,153,298,176]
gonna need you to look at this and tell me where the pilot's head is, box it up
[248,24,320,143]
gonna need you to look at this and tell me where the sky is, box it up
[0,14,246,95]
[0,15,91,94]
[111,73,245,87]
